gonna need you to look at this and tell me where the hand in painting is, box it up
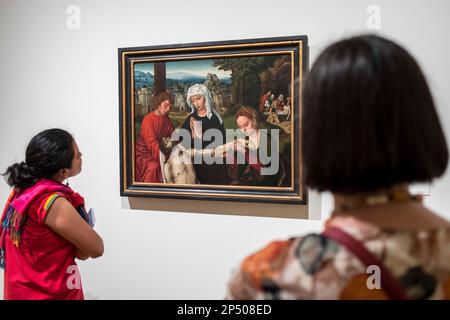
[211,141,237,158]
[233,138,250,153]
[190,117,202,140]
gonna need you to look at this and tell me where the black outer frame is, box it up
[118,35,309,205]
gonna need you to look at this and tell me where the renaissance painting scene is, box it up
[132,54,293,188]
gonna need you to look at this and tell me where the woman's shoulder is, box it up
[28,191,71,225]
[227,234,347,299]
[211,113,223,123]
[208,114,224,129]
[227,218,450,299]
[227,237,302,299]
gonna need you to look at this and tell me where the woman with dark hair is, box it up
[0,128,103,300]
[135,91,175,183]
[227,35,450,300]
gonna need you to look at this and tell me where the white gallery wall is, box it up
[0,0,449,299]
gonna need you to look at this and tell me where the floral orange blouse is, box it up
[227,216,450,300]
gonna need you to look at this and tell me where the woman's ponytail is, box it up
[2,128,75,191]
[3,161,40,190]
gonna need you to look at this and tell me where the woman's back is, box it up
[226,34,450,300]
[1,128,103,300]
[227,202,450,300]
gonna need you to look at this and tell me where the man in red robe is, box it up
[135,92,174,183]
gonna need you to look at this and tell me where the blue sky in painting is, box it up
[134,59,231,80]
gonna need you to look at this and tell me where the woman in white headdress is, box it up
[181,84,230,184]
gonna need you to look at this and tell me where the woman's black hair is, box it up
[302,34,448,194]
[3,128,75,190]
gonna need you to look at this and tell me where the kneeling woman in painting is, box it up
[227,107,288,187]
[1,129,104,300]
[135,92,175,183]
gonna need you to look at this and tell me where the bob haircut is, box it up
[302,34,448,194]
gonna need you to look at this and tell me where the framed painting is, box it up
[119,35,308,204]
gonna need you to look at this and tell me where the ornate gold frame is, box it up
[118,36,308,204]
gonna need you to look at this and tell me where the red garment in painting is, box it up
[259,93,270,112]
[135,112,174,182]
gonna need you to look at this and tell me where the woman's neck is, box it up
[50,173,66,184]
[51,177,65,184]
[196,109,207,117]
[332,184,411,213]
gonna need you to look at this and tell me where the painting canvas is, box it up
[119,35,308,203]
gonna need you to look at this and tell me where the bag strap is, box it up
[322,226,408,300]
